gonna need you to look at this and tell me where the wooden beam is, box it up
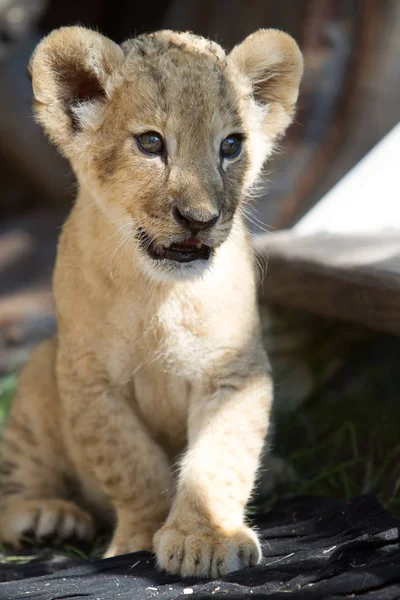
[254,232,400,337]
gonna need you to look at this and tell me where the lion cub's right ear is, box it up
[29,26,124,153]
[229,30,303,141]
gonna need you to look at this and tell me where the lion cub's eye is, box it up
[220,134,243,159]
[136,132,165,156]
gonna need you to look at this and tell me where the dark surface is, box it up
[1,495,399,599]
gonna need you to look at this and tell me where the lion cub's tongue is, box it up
[173,238,201,249]
[180,238,199,247]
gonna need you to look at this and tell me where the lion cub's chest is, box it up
[129,300,210,456]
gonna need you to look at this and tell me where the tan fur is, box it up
[0,27,302,578]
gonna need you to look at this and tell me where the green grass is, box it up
[269,390,400,518]
[256,316,400,519]
[0,374,16,429]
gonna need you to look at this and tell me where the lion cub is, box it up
[0,27,302,578]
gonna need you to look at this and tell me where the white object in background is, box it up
[293,122,400,235]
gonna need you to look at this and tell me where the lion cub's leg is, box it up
[154,354,272,579]
[0,339,94,548]
[56,346,174,558]
[103,420,174,557]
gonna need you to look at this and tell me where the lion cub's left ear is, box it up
[229,29,303,139]
[29,26,124,154]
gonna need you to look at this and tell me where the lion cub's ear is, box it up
[229,29,303,140]
[29,26,124,152]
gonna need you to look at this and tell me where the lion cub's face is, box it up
[30,28,303,281]
[90,37,250,280]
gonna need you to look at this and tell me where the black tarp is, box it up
[1,495,400,599]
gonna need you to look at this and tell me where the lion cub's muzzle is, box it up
[137,205,220,264]
[141,233,211,263]
[172,206,220,234]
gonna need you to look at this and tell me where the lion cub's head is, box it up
[30,27,302,280]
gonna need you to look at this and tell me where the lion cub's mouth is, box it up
[138,230,212,263]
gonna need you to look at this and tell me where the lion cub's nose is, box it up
[173,206,220,233]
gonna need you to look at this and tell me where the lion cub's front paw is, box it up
[154,521,261,579]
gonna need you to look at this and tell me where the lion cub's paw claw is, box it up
[154,523,261,579]
[0,499,94,547]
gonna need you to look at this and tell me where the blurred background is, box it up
[0,0,399,519]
